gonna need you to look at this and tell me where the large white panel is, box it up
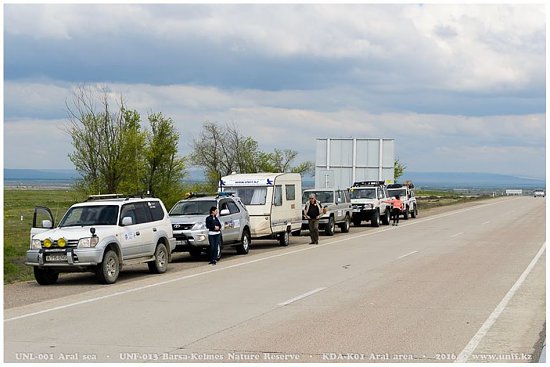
[329,139,353,167]
[382,140,395,167]
[367,140,380,167]
[316,139,328,167]
[355,140,368,166]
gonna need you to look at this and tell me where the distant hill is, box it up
[4,168,545,190]
[401,172,545,189]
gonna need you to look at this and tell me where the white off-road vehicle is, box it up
[349,181,392,227]
[387,182,418,219]
[27,194,176,285]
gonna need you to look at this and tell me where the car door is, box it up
[218,199,237,243]
[118,203,154,259]
[30,206,54,243]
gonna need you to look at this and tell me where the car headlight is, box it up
[78,237,99,248]
[31,239,42,249]
[192,222,206,230]
[365,204,373,209]
[57,237,67,248]
[43,238,52,248]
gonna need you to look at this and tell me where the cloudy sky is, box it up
[3,3,546,178]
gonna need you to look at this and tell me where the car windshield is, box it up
[302,191,334,204]
[350,188,376,199]
[170,201,217,216]
[388,189,407,198]
[223,187,267,205]
[59,205,119,227]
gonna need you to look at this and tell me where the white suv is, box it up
[26,195,176,285]
[349,181,392,227]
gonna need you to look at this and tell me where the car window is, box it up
[169,200,217,215]
[224,187,267,205]
[219,200,229,214]
[227,201,240,214]
[135,202,152,224]
[120,204,137,225]
[286,185,296,201]
[274,185,283,206]
[147,201,165,221]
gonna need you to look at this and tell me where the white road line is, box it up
[278,287,327,306]
[4,198,519,323]
[450,232,464,238]
[397,251,419,260]
[454,241,546,363]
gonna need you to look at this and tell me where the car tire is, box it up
[325,217,335,236]
[381,209,390,225]
[236,230,251,255]
[371,211,380,227]
[403,206,409,220]
[33,267,59,285]
[148,243,168,274]
[339,215,351,233]
[96,249,120,284]
[411,205,418,218]
[279,231,290,246]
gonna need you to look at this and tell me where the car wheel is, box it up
[381,209,390,225]
[411,205,418,218]
[325,217,335,236]
[279,231,290,246]
[236,230,251,255]
[371,211,380,227]
[148,243,168,274]
[96,249,120,284]
[404,206,409,220]
[340,215,351,233]
[33,267,59,285]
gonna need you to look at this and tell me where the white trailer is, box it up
[220,173,302,246]
[315,138,395,189]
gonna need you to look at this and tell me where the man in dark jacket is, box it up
[303,194,322,244]
[205,206,222,264]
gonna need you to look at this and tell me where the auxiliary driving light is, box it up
[57,237,67,248]
[43,238,52,248]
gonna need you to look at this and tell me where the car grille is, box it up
[44,239,79,248]
[172,223,194,231]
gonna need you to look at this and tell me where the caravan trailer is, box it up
[220,173,302,246]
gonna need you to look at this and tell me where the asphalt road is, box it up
[4,196,545,363]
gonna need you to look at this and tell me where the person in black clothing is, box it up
[205,206,222,265]
[303,194,322,244]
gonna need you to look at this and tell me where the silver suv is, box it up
[349,181,392,227]
[300,188,352,235]
[26,195,176,285]
[169,194,251,260]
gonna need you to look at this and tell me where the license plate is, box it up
[45,254,68,262]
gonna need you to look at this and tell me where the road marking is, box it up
[278,287,327,306]
[482,221,491,225]
[450,232,464,238]
[4,198,520,323]
[397,251,419,259]
[455,241,546,363]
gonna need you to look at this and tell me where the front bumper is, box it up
[173,229,209,250]
[26,248,103,267]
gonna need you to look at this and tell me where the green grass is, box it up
[4,189,84,283]
[416,189,493,210]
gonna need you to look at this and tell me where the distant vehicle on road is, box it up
[169,193,251,260]
[387,182,418,219]
[533,190,545,198]
[27,194,176,285]
[220,173,302,246]
[349,181,392,227]
[300,188,352,236]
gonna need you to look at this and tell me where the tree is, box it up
[394,158,406,181]
[66,85,146,194]
[144,112,186,206]
[65,85,186,206]
[258,149,314,175]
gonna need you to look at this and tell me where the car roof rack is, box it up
[217,191,235,198]
[87,194,127,201]
[185,192,210,199]
[352,180,385,187]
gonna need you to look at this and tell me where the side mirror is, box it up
[42,219,53,229]
[220,209,230,216]
[122,217,133,226]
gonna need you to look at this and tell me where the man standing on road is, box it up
[304,194,322,244]
[205,206,222,265]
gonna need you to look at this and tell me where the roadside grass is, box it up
[3,187,495,284]
[4,189,83,284]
